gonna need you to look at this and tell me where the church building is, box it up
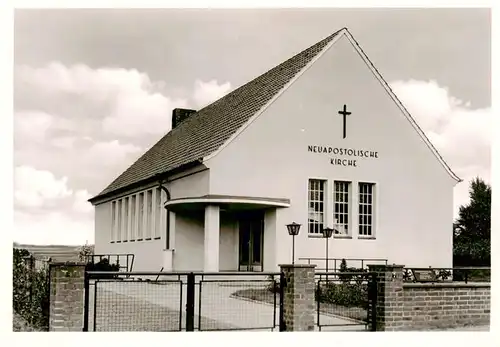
[89,27,461,273]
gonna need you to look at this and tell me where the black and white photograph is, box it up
[11,7,492,334]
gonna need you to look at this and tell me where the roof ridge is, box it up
[90,28,345,202]
[192,28,344,115]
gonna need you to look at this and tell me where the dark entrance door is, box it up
[238,211,264,271]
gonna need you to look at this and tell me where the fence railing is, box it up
[314,271,377,332]
[83,254,135,272]
[83,271,281,332]
[299,258,388,271]
[402,267,491,284]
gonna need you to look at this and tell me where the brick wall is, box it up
[280,264,316,331]
[401,283,490,330]
[49,263,86,332]
[368,265,491,331]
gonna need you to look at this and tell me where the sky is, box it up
[13,8,491,245]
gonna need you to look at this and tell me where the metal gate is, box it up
[315,271,378,331]
[83,271,284,332]
[83,270,377,332]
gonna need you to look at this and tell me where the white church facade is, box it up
[89,28,461,273]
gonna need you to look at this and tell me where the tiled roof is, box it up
[90,28,344,202]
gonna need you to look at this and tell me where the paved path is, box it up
[91,277,359,331]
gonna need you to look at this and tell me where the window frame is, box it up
[108,186,166,244]
[307,178,327,237]
[358,182,376,238]
[333,180,351,237]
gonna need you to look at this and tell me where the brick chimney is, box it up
[172,108,196,129]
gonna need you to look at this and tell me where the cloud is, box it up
[390,79,491,217]
[192,79,231,107]
[13,166,95,245]
[50,136,77,149]
[14,111,54,145]
[17,62,189,136]
[72,190,94,214]
[15,63,233,139]
[14,210,94,245]
[84,139,141,168]
[14,165,94,213]
[14,166,73,208]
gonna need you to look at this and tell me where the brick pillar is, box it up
[279,264,316,331]
[49,262,86,331]
[368,264,405,331]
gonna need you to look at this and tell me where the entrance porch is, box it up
[164,195,290,272]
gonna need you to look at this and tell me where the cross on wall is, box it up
[338,104,351,139]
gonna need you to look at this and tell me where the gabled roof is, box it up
[90,26,460,204]
[89,28,344,203]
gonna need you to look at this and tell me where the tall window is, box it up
[334,181,350,235]
[145,190,153,240]
[154,188,162,239]
[359,182,375,236]
[137,193,144,240]
[122,197,129,241]
[111,201,117,242]
[109,188,165,243]
[130,195,136,241]
[308,179,325,235]
[116,200,122,242]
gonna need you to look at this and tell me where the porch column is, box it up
[204,204,220,272]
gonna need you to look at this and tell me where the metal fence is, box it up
[83,254,135,272]
[403,267,491,284]
[315,271,377,332]
[299,257,388,272]
[83,271,282,332]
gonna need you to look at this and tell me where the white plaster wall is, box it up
[93,168,210,272]
[172,212,204,271]
[263,209,278,272]
[93,202,164,271]
[168,168,210,199]
[219,212,238,271]
[205,33,456,269]
[94,202,110,256]
[173,211,238,271]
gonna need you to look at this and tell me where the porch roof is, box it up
[164,194,290,212]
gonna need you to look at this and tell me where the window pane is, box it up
[358,183,374,236]
[308,179,326,235]
[333,181,350,235]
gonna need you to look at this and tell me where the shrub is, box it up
[78,244,94,262]
[266,274,279,293]
[12,248,50,330]
[338,258,370,284]
[316,258,369,308]
[316,281,368,308]
[85,258,120,279]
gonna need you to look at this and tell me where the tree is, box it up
[453,177,491,266]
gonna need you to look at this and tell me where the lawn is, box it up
[232,287,368,322]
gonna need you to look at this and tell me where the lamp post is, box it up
[286,222,301,264]
[322,227,334,273]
